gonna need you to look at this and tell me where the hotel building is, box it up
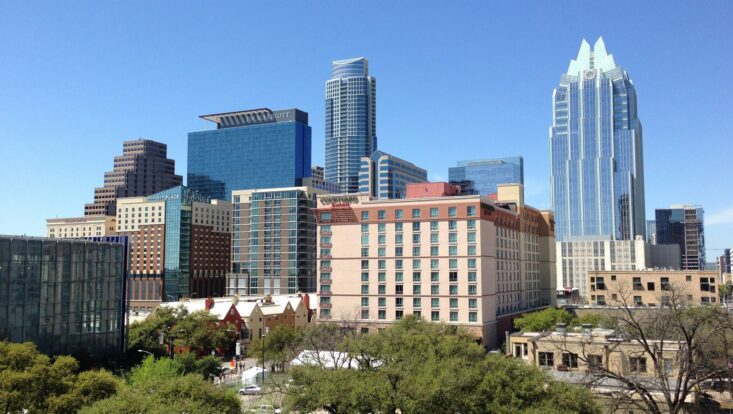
[116,186,230,310]
[314,183,556,348]
[46,216,117,239]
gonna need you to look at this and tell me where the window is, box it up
[686,275,692,282]
[467,219,476,230]
[660,277,670,290]
[378,223,386,233]
[395,285,403,295]
[468,259,477,269]
[449,259,457,269]
[378,235,386,245]
[361,310,369,319]
[378,247,385,257]
[378,285,386,294]
[413,298,421,308]
[361,223,369,233]
[361,297,369,307]
[395,272,403,282]
[630,357,647,373]
[450,311,458,322]
[467,232,476,243]
[361,211,369,220]
[361,272,369,282]
[467,206,476,216]
[431,271,439,282]
[430,208,438,218]
[378,272,386,282]
[588,355,603,369]
[412,246,421,256]
[450,298,458,309]
[468,285,477,295]
[539,352,554,367]
[413,285,421,295]
[468,271,477,282]
[395,209,403,219]
[469,312,477,322]
[413,272,421,282]
[562,353,578,369]
[412,222,420,231]
[395,222,403,233]
[448,207,457,217]
[378,310,386,320]
[449,233,457,243]
[469,298,477,309]
[430,233,439,243]
[430,221,439,231]
[395,234,403,245]
[361,285,369,294]
[378,260,386,269]
[431,285,439,295]
[395,246,403,257]
[378,297,386,307]
[321,212,332,222]
[449,271,458,282]
[633,277,643,290]
[431,298,439,308]
[449,285,458,295]
[361,235,369,245]
[378,210,386,220]
[395,260,403,270]
[431,311,440,321]
[449,220,457,230]
[412,208,421,218]
[633,296,643,306]
[647,281,655,291]
[430,246,439,257]
[413,259,421,270]
[396,310,404,320]
[468,245,476,256]
[700,277,715,292]
[449,246,457,256]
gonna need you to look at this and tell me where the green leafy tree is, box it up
[285,317,600,414]
[80,356,240,414]
[250,325,304,371]
[514,307,574,332]
[0,341,118,414]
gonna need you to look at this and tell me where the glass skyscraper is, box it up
[655,206,705,270]
[188,108,312,201]
[358,150,427,199]
[550,38,646,241]
[448,157,523,197]
[325,57,377,193]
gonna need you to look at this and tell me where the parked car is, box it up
[239,384,262,395]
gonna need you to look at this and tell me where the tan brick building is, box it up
[46,216,116,239]
[587,270,719,307]
[314,183,556,348]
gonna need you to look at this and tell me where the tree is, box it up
[514,307,575,332]
[0,341,119,413]
[79,356,240,414]
[284,317,600,414]
[558,282,733,414]
[249,325,304,372]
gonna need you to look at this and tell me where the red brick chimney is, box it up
[205,297,215,311]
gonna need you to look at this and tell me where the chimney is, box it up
[582,324,592,335]
[302,293,310,311]
[264,294,273,304]
[205,297,215,311]
[556,323,567,335]
[231,295,240,305]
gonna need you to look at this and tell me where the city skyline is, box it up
[1,1,731,259]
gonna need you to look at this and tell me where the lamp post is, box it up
[137,349,153,357]
[260,327,269,386]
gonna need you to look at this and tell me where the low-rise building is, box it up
[586,269,719,307]
[46,216,116,239]
[508,325,681,378]
[315,183,556,348]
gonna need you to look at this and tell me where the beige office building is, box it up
[587,269,719,307]
[314,183,556,348]
[46,216,117,239]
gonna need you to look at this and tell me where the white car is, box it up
[239,384,262,395]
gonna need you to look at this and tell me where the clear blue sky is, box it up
[1,1,731,260]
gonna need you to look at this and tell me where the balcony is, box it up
[321,267,332,272]
[321,254,332,259]
[319,303,332,309]
[322,242,333,248]
[320,278,332,285]
[319,291,332,297]
[321,231,332,236]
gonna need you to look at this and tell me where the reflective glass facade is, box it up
[0,236,126,357]
[325,58,377,193]
[550,38,646,241]
[448,157,523,196]
[358,150,427,199]
[188,109,311,201]
[147,186,211,300]
[655,206,705,270]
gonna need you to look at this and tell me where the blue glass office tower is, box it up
[325,58,377,193]
[550,38,646,241]
[188,108,311,201]
[448,157,523,196]
[358,150,427,199]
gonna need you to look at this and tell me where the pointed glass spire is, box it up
[566,37,617,75]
